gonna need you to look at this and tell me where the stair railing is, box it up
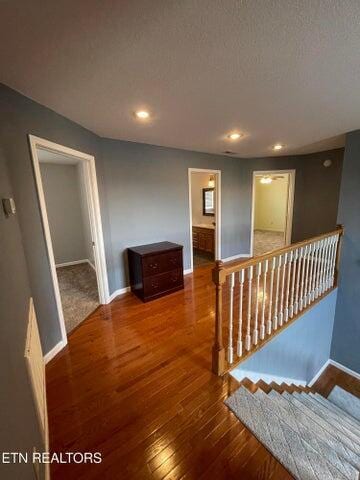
[212,225,344,376]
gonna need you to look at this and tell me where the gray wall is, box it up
[0,149,45,479]
[331,130,360,373]
[0,83,343,356]
[231,289,337,384]
[40,163,88,265]
[101,139,343,293]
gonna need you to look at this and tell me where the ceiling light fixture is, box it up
[135,110,150,119]
[227,132,242,140]
[208,176,215,188]
[273,144,284,151]
[260,176,272,184]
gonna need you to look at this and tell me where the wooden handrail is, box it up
[219,226,344,276]
[212,225,344,376]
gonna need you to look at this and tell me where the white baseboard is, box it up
[222,253,251,263]
[87,259,96,271]
[56,259,89,268]
[107,268,193,303]
[44,338,67,364]
[107,286,131,303]
[308,358,360,387]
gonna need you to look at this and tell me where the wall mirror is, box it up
[203,188,215,216]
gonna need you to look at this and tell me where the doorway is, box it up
[251,170,295,256]
[29,136,109,351]
[188,168,221,270]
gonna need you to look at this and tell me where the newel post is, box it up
[212,260,226,376]
[335,224,344,285]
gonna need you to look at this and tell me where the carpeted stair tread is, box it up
[268,389,360,471]
[328,386,360,422]
[309,393,360,433]
[275,391,360,458]
[290,392,360,446]
[225,387,350,480]
[253,389,359,479]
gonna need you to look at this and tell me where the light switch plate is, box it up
[2,197,16,217]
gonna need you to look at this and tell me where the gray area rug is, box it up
[328,386,360,422]
[225,386,360,479]
[57,263,99,333]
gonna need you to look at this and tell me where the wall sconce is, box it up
[208,176,215,188]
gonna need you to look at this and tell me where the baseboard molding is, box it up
[107,287,131,303]
[87,259,96,271]
[44,338,67,364]
[55,259,89,268]
[222,253,251,263]
[308,358,360,387]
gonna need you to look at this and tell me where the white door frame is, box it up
[250,169,296,256]
[188,168,221,271]
[29,135,110,352]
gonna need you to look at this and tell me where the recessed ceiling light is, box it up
[227,132,242,140]
[273,144,284,151]
[135,110,150,119]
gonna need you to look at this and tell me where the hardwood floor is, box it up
[47,265,292,479]
[46,264,358,480]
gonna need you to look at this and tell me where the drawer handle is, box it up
[149,262,158,270]
[151,281,159,289]
[170,258,177,265]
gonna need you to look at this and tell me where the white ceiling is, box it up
[1,1,359,157]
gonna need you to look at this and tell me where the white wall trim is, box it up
[44,338,67,364]
[87,259,96,271]
[184,268,193,275]
[108,287,131,303]
[55,259,89,268]
[230,368,306,387]
[188,168,221,273]
[29,135,110,352]
[222,253,252,263]
[308,358,360,387]
[250,169,296,257]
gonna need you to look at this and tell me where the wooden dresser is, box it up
[128,242,184,302]
[192,226,215,254]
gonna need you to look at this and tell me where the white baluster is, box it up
[294,248,302,315]
[284,251,292,322]
[289,249,298,318]
[253,263,261,345]
[311,241,320,301]
[227,273,235,363]
[321,238,329,293]
[267,258,276,334]
[279,253,287,327]
[260,260,268,339]
[245,266,253,351]
[303,244,311,308]
[307,242,315,305]
[326,236,335,290]
[315,239,324,299]
[299,245,307,311]
[330,235,339,287]
[323,237,332,293]
[237,269,245,357]
[273,255,281,330]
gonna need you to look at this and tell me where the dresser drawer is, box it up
[143,269,183,298]
[142,250,182,277]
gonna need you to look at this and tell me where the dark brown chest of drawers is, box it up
[128,242,184,302]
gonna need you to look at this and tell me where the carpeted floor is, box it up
[57,262,99,333]
[254,229,285,256]
[193,250,214,268]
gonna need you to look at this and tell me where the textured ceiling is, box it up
[1,1,359,157]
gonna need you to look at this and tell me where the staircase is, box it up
[226,378,360,480]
